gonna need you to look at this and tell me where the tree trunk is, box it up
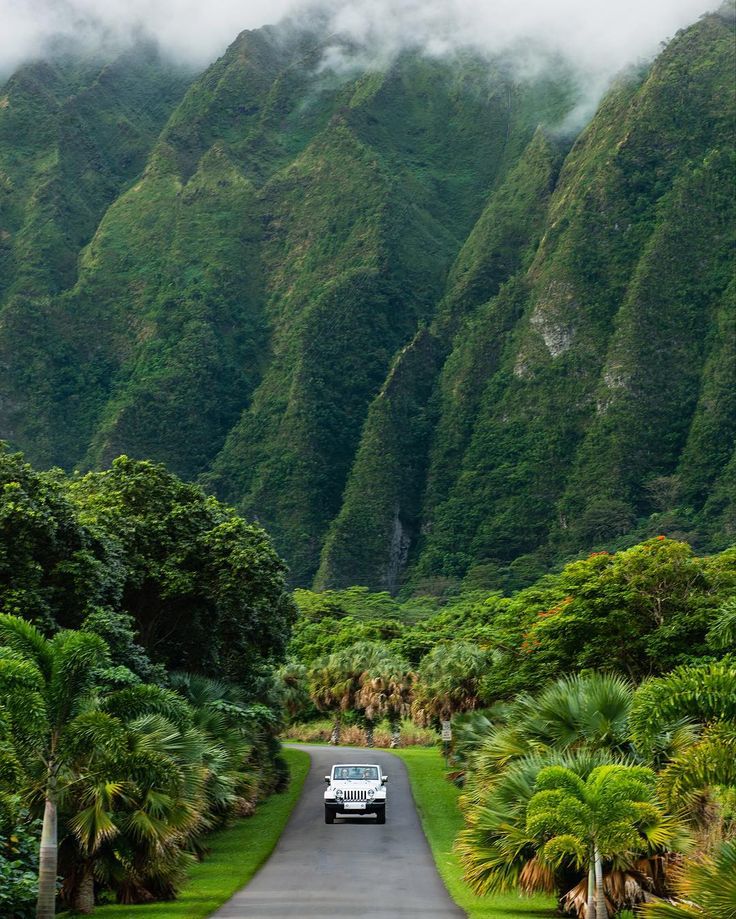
[330,717,341,745]
[74,862,95,914]
[587,860,596,919]
[36,776,58,919]
[389,716,401,749]
[365,721,375,747]
[594,845,608,919]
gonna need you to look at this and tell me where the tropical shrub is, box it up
[0,804,41,919]
[641,840,736,919]
[630,659,736,806]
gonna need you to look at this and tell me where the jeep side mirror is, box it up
[325,776,330,784]
[381,775,388,784]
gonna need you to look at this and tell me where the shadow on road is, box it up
[331,816,381,825]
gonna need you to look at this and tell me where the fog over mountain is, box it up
[1,0,716,94]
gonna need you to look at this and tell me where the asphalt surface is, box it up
[211,744,464,918]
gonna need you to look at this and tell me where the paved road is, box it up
[212,744,464,918]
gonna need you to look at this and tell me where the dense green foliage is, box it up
[0,447,295,686]
[0,804,41,919]
[0,15,734,912]
[0,448,295,914]
[453,666,735,918]
[290,538,736,696]
[1,10,732,589]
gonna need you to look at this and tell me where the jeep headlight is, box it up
[367,788,375,800]
[335,788,344,800]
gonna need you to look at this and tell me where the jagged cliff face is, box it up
[0,9,734,590]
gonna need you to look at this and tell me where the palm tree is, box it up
[526,763,684,919]
[355,651,413,747]
[62,706,203,909]
[641,840,736,919]
[169,672,257,818]
[274,661,311,723]
[0,614,109,919]
[309,643,391,745]
[518,672,633,754]
[85,711,207,905]
[456,673,691,917]
[448,705,512,783]
[412,642,487,725]
[309,653,352,745]
[456,749,611,899]
[61,678,252,908]
[631,659,736,751]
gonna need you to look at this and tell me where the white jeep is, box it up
[324,763,388,824]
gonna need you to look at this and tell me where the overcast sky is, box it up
[0,0,715,91]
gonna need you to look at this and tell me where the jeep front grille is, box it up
[343,789,366,802]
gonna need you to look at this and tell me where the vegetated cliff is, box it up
[0,8,733,590]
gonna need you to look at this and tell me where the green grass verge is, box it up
[69,748,310,919]
[392,747,556,919]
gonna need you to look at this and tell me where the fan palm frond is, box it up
[642,841,736,919]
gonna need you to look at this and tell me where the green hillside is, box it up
[0,8,733,590]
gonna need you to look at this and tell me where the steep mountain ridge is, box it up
[204,50,562,583]
[0,44,193,463]
[0,8,733,590]
[315,127,565,589]
[0,44,191,297]
[408,10,735,590]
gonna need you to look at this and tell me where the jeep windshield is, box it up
[333,766,379,781]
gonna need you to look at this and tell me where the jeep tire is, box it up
[375,806,386,825]
[325,806,335,824]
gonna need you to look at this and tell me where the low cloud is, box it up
[322,0,713,73]
[1,0,716,115]
[0,0,297,72]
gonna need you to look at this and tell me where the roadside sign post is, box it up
[441,720,452,766]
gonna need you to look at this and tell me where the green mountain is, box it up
[0,8,734,590]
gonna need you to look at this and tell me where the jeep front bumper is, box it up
[325,801,385,816]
